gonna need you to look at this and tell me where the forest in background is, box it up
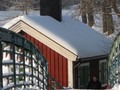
[0,0,120,37]
[0,0,79,10]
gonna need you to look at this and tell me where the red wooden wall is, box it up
[19,31,68,87]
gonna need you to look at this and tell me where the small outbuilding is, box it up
[2,0,112,89]
[3,15,111,89]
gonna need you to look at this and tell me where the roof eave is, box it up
[77,54,108,62]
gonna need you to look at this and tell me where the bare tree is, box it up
[80,0,87,23]
[0,0,13,10]
[0,0,40,14]
[87,0,94,27]
[12,0,37,15]
[102,0,114,35]
[78,0,117,35]
[80,0,94,27]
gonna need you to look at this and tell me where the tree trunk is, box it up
[25,0,28,15]
[102,0,114,35]
[81,14,87,24]
[107,8,114,35]
[80,0,87,24]
[88,11,94,27]
[102,0,108,33]
[87,0,94,27]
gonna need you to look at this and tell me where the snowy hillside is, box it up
[0,11,40,26]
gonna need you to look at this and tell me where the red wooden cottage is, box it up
[2,0,112,89]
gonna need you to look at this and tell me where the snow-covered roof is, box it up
[3,15,112,58]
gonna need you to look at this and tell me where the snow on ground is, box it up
[0,11,22,26]
[0,8,78,27]
[0,11,40,26]
[112,84,120,90]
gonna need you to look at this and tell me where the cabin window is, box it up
[78,63,90,89]
[99,60,107,86]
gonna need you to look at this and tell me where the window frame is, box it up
[99,59,107,87]
[78,63,90,89]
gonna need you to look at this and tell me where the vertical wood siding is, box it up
[19,31,68,87]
